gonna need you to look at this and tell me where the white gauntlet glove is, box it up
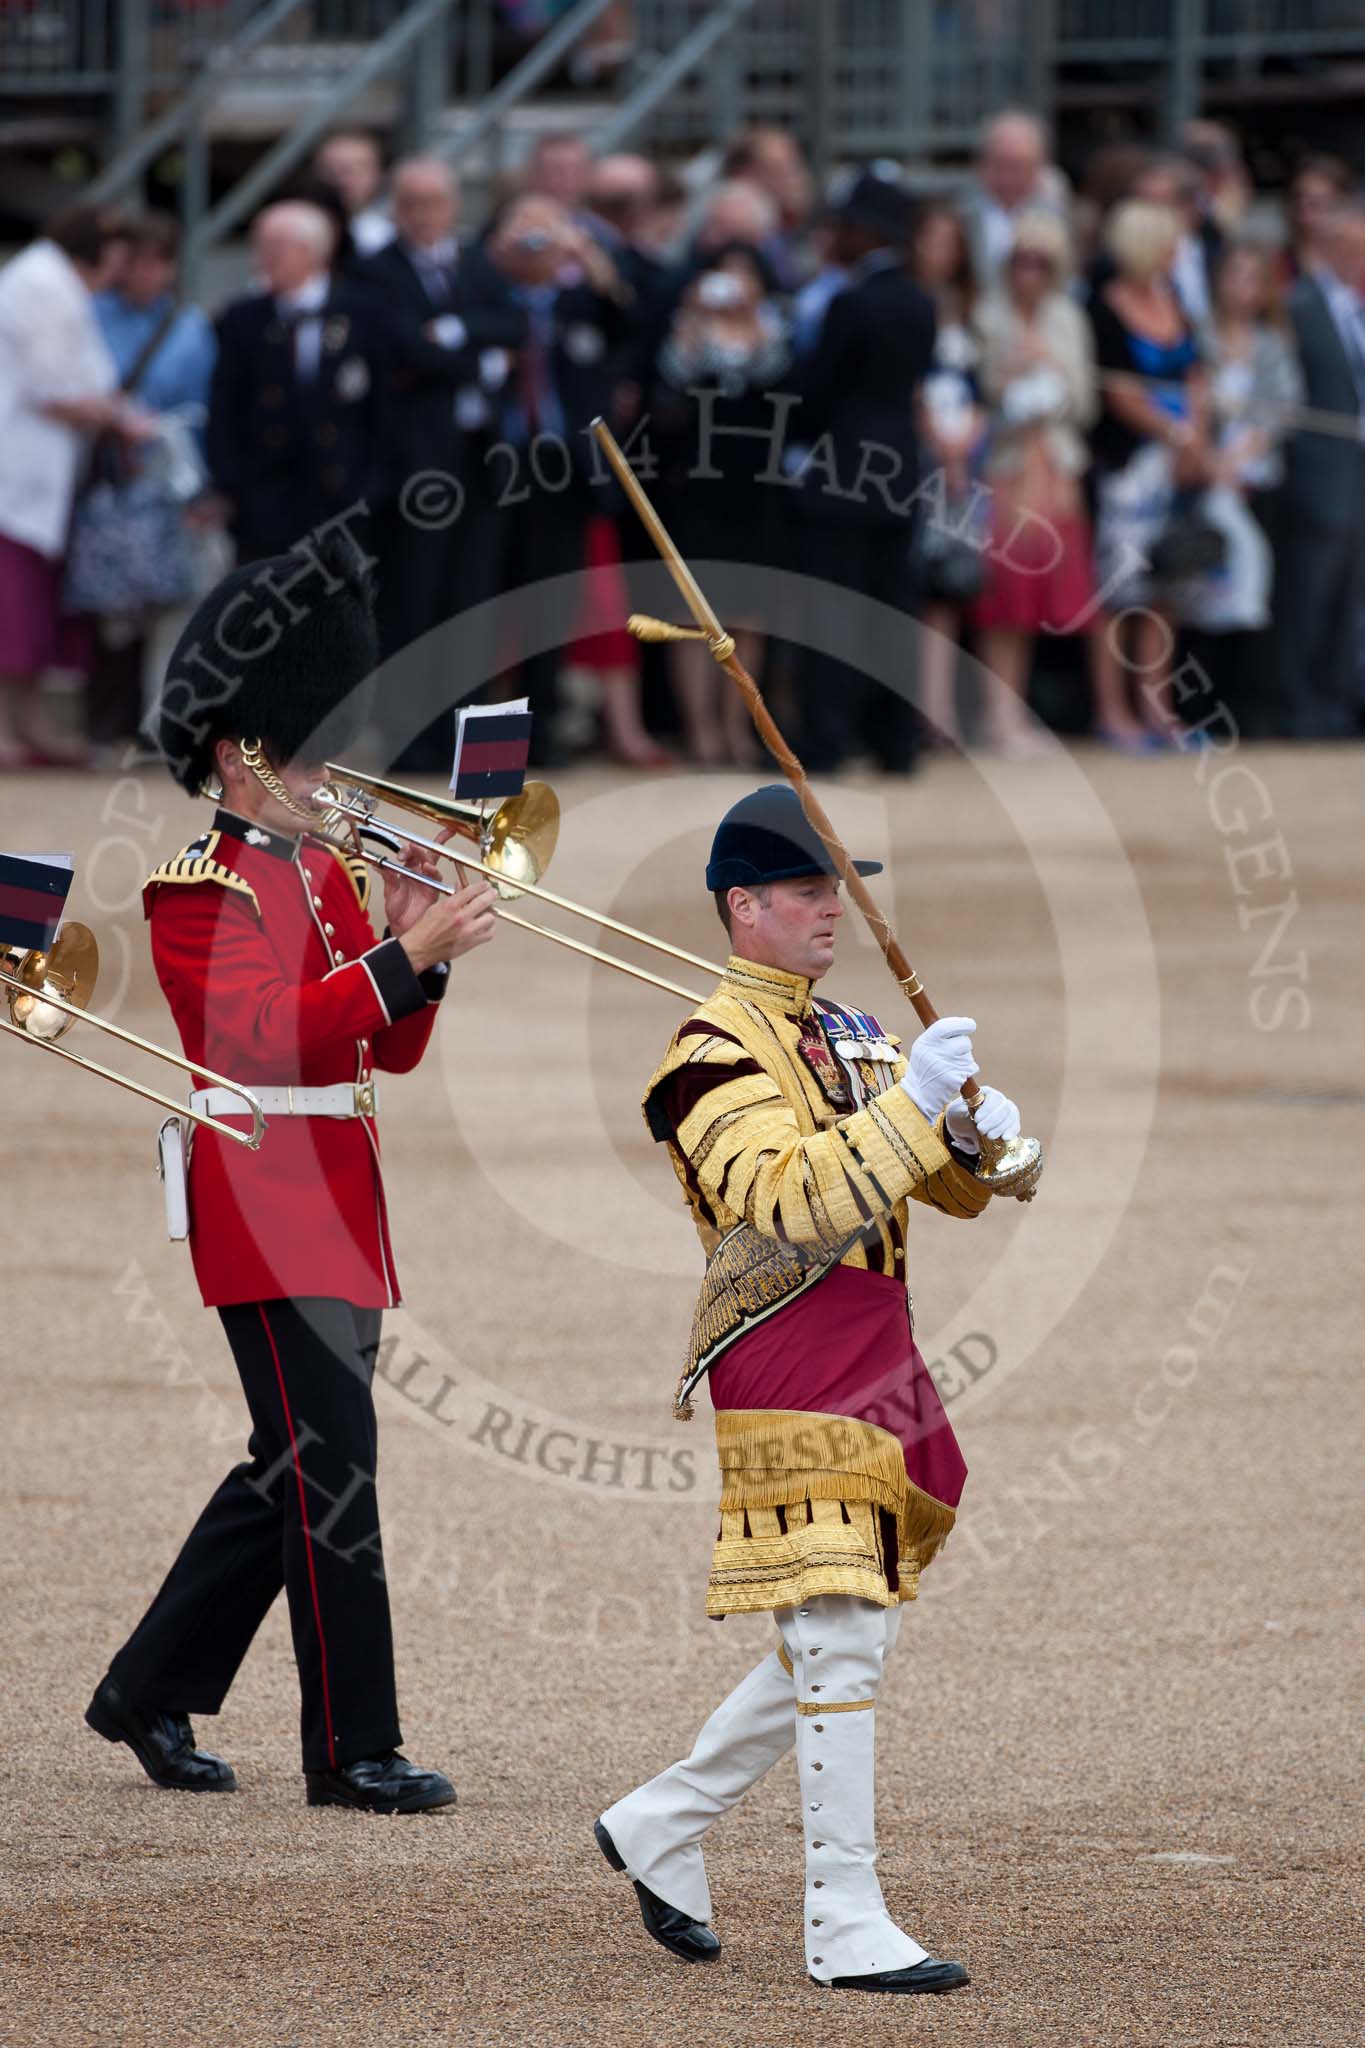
[944,1085,1021,1155]
[901,1016,979,1122]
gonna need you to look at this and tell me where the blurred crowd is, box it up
[2,110,1364,776]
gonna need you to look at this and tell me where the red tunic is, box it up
[145,808,445,1310]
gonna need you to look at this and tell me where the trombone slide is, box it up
[318,771,725,996]
[0,961,265,1150]
[357,841,707,1005]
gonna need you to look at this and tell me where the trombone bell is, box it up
[0,919,265,1148]
[479,780,559,899]
[3,922,99,1042]
[320,765,560,902]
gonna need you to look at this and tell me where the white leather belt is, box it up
[190,1082,377,1120]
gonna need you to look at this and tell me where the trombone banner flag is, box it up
[0,853,74,953]
[450,697,531,801]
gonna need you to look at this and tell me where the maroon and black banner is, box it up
[450,700,532,801]
[0,853,74,954]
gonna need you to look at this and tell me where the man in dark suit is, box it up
[360,158,526,768]
[206,201,392,567]
[786,169,937,775]
[1276,201,1365,739]
[479,192,634,764]
[582,153,677,385]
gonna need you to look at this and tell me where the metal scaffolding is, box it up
[3,0,1363,274]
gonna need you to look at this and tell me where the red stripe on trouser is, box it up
[256,1303,337,1769]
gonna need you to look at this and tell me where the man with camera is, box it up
[477,194,634,765]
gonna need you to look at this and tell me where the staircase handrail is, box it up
[86,0,317,205]
[185,0,461,273]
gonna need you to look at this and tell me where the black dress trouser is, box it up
[486,476,593,761]
[108,1298,399,1773]
[794,516,920,774]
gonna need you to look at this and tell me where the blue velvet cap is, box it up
[705,785,883,891]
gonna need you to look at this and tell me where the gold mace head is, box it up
[972,1132,1045,1203]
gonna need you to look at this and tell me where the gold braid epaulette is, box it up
[679,1222,842,1412]
[323,839,372,913]
[144,831,261,918]
[344,854,371,911]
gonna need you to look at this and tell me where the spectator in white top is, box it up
[0,207,151,767]
[972,211,1102,755]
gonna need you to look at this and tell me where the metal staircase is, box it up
[68,0,767,291]
[5,0,1364,292]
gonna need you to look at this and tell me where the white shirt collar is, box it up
[410,238,457,268]
[1315,264,1360,316]
[275,275,330,317]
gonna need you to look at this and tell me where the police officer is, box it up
[86,535,497,1811]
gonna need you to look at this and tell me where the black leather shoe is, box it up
[817,1958,971,1994]
[305,1752,456,1814]
[594,1818,721,1963]
[85,1676,236,1792]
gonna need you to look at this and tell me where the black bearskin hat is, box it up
[148,530,378,795]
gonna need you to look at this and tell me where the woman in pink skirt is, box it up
[564,511,673,768]
[972,211,1106,755]
[0,207,144,767]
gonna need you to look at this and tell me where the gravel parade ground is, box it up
[2,746,1360,2048]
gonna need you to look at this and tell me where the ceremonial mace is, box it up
[590,418,1043,1202]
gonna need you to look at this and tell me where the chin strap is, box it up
[238,738,339,836]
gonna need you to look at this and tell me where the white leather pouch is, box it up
[158,1116,190,1241]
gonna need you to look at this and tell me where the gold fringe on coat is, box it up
[706,1407,958,1617]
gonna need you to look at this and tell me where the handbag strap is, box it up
[84,304,179,492]
[121,302,179,395]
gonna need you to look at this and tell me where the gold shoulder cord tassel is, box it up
[629,615,735,663]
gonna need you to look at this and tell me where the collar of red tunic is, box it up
[212,807,302,864]
[720,954,813,1019]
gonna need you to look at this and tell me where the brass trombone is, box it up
[1,924,265,1148]
[315,766,724,1003]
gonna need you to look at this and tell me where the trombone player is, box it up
[87,533,496,1813]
